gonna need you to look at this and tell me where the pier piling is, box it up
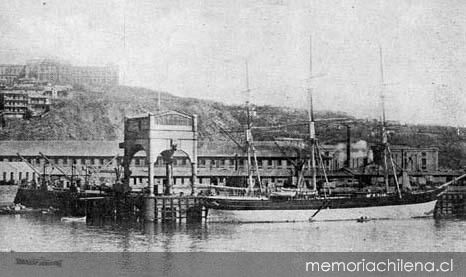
[144,196,156,222]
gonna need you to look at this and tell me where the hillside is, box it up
[0,86,465,169]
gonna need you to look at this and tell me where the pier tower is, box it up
[119,111,198,221]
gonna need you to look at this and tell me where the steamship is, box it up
[201,46,449,223]
[203,188,445,223]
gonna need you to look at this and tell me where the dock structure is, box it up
[435,192,465,218]
[147,195,206,223]
[119,111,199,222]
[434,174,466,218]
[79,194,206,223]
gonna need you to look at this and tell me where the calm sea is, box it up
[1,186,465,252]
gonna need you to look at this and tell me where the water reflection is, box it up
[1,184,465,252]
[0,209,465,251]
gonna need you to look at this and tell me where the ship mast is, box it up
[244,60,261,196]
[379,46,389,194]
[308,35,317,192]
[304,35,332,197]
[379,47,401,198]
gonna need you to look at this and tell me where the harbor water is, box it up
[1,186,465,252]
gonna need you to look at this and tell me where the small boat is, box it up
[0,204,42,215]
[357,216,371,223]
[41,207,59,215]
[16,257,62,267]
[61,216,86,222]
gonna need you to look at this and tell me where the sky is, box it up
[0,0,465,126]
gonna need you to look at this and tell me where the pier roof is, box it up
[1,140,353,158]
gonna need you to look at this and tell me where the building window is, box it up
[421,158,427,170]
[10,172,14,181]
[261,159,267,168]
[199,159,206,167]
[26,172,29,180]
[2,172,6,181]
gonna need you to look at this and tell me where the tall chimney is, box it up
[345,125,351,168]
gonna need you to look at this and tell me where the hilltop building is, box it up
[26,59,118,87]
[0,90,30,119]
[0,81,72,120]
[0,89,52,120]
[0,59,118,88]
[0,65,25,86]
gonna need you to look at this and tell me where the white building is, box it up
[0,161,37,185]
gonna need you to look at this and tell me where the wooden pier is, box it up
[83,194,206,223]
[434,174,466,218]
[14,188,207,223]
[149,196,206,223]
[435,186,466,218]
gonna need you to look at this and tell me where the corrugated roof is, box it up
[0,141,122,157]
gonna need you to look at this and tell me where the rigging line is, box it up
[251,147,262,194]
[386,146,402,199]
[383,146,389,193]
[388,158,404,171]
[209,122,245,152]
[309,200,329,220]
[297,158,306,192]
[272,141,299,167]
[252,123,307,129]
[315,142,329,198]
[249,117,351,131]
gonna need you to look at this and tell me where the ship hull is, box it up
[207,200,437,222]
[203,189,442,223]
